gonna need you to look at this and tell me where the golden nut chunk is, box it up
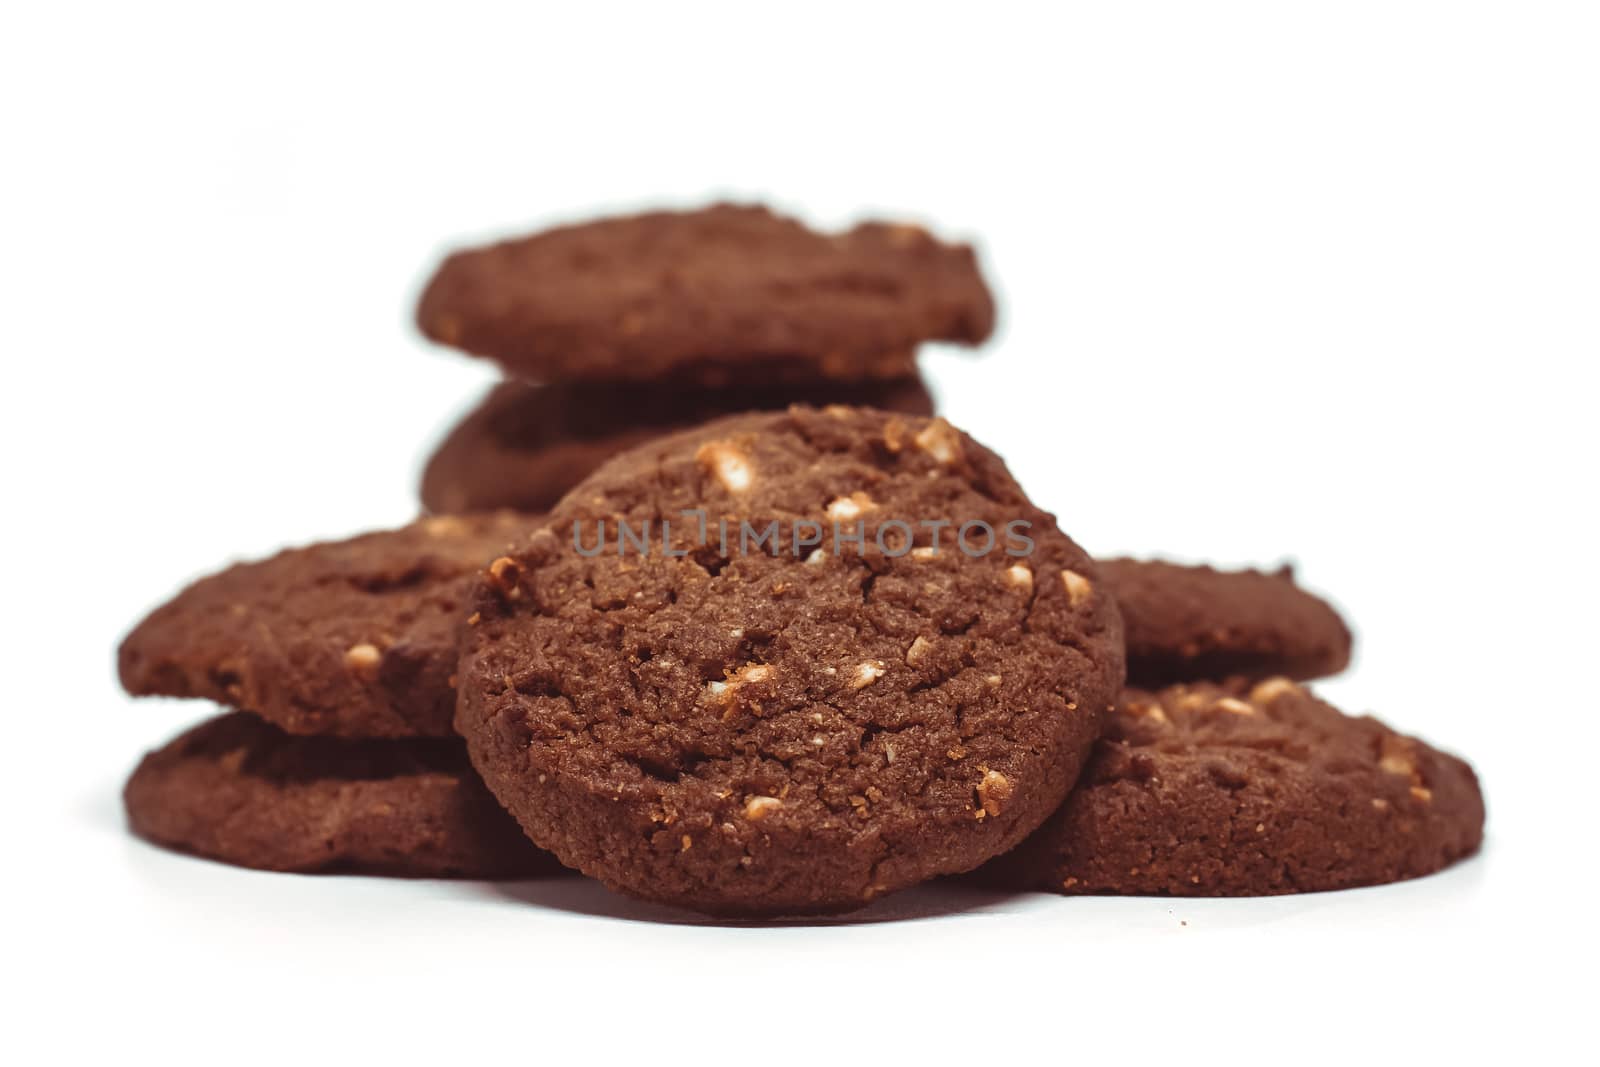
[1006,563,1033,592]
[913,419,963,465]
[825,491,877,521]
[1249,676,1301,704]
[695,440,754,493]
[882,417,909,453]
[977,769,1015,817]
[485,556,521,597]
[1060,570,1093,607]
[850,661,886,689]
[743,796,783,821]
[343,643,381,678]
[419,515,467,538]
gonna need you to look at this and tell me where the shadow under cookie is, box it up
[124,711,563,879]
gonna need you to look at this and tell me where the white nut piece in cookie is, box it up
[420,515,467,537]
[1379,753,1415,777]
[905,636,934,666]
[1127,699,1170,724]
[850,661,886,689]
[1060,570,1093,607]
[343,643,382,678]
[882,417,909,454]
[913,418,963,465]
[703,663,774,707]
[1248,677,1301,705]
[1378,738,1418,778]
[743,796,783,821]
[1006,563,1033,593]
[695,440,754,493]
[826,491,876,521]
[1212,697,1256,716]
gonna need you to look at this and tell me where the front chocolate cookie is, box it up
[119,512,542,738]
[983,679,1484,895]
[456,406,1124,916]
[124,711,560,878]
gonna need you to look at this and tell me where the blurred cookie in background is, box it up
[416,203,994,386]
[420,376,935,514]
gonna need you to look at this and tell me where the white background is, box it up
[4,2,1596,1063]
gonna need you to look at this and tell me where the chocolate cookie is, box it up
[1101,559,1353,685]
[124,711,557,878]
[984,679,1484,895]
[456,405,1125,916]
[421,376,936,514]
[119,512,542,738]
[416,204,995,386]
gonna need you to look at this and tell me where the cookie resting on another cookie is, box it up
[1100,558,1353,686]
[454,405,1125,916]
[118,512,543,738]
[124,711,560,878]
[421,376,935,515]
[981,679,1484,895]
[416,203,995,387]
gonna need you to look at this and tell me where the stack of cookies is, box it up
[118,204,1483,916]
[413,203,994,514]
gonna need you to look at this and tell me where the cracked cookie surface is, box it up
[983,679,1484,895]
[119,512,544,738]
[1101,559,1353,685]
[124,711,560,877]
[416,203,995,386]
[455,405,1124,916]
[421,376,935,515]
